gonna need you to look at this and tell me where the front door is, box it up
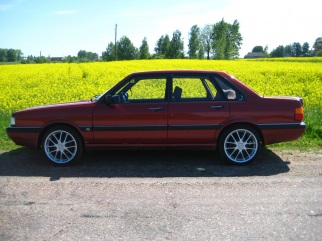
[92,76,168,144]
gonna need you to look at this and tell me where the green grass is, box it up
[0,112,16,150]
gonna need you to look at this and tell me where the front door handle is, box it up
[149,107,164,112]
[210,105,224,110]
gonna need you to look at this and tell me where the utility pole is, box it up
[115,24,117,60]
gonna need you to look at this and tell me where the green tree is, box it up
[201,24,213,59]
[102,42,116,61]
[284,44,292,56]
[252,46,264,52]
[7,49,17,62]
[212,20,227,59]
[212,19,242,59]
[64,55,78,63]
[302,42,310,56]
[317,50,322,56]
[77,50,87,59]
[154,34,170,58]
[188,25,201,59]
[86,52,98,61]
[0,49,7,62]
[313,37,322,55]
[291,42,302,57]
[198,45,205,59]
[270,45,284,57]
[34,56,50,63]
[77,50,98,62]
[16,49,23,61]
[117,36,136,60]
[139,37,150,59]
[225,20,243,59]
[167,30,184,59]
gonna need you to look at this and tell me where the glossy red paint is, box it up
[6,70,306,164]
[168,101,229,143]
[93,102,168,144]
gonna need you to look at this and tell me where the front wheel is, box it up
[41,126,83,165]
[219,125,260,165]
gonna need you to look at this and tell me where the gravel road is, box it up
[0,147,321,240]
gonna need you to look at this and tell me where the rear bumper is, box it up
[258,122,306,145]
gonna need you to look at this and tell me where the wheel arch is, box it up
[217,122,264,146]
[38,123,85,149]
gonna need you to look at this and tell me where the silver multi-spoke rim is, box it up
[44,130,77,164]
[224,129,258,163]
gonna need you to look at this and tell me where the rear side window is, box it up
[172,76,222,102]
[215,76,244,101]
[173,77,207,99]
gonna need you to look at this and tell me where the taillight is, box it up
[295,107,304,121]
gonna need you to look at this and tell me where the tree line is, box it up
[270,42,311,57]
[0,49,23,62]
[251,37,322,58]
[102,19,243,61]
[1,20,322,63]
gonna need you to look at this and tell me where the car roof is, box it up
[130,70,226,75]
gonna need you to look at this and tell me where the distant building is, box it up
[244,52,266,58]
[50,57,64,62]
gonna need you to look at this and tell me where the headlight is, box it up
[10,116,16,126]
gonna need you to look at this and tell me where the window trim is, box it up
[170,74,221,102]
[210,74,246,101]
[108,75,169,104]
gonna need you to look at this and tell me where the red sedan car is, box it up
[7,70,305,165]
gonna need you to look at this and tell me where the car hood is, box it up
[14,100,95,113]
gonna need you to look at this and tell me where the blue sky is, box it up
[0,0,321,58]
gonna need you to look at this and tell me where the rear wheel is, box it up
[219,125,260,165]
[41,126,83,165]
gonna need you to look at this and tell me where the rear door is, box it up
[168,74,230,144]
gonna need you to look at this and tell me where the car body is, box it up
[7,70,306,165]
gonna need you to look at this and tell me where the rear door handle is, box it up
[149,107,164,112]
[210,105,224,110]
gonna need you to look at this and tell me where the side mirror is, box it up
[105,94,112,105]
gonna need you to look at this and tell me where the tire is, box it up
[219,125,260,165]
[41,126,83,165]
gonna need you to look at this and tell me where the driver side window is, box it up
[116,77,167,103]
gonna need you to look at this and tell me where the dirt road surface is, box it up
[1,147,322,240]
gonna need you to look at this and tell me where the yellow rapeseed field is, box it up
[0,59,321,113]
[0,58,321,148]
